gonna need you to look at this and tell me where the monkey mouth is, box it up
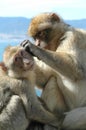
[23,58,34,70]
[23,58,30,64]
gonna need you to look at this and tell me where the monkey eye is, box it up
[39,31,46,38]
[35,30,46,39]
[34,28,51,40]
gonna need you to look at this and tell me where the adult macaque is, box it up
[0,45,60,130]
[21,12,86,129]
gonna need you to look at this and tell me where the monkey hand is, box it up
[20,40,36,56]
[20,39,44,60]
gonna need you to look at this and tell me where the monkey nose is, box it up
[14,56,22,65]
[35,39,40,46]
[19,50,29,58]
[19,50,24,56]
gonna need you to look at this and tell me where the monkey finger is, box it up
[20,40,35,56]
[20,40,29,46]
[20,40,32,47]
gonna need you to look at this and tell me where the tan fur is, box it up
[33,57,67,114]
[0,45,61,130]
[21,12,86,129]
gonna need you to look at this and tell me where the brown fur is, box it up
[0,45,61,130]
[21,12,86,130]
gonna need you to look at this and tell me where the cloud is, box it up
[1,0,86,8]
[0,0,86,18]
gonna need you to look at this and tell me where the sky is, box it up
[0,0,86,20]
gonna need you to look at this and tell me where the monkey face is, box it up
[33,28,52,48]
[3,46,34,72]
[28,13,61,50]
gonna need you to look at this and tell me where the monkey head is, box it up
[3,46,34,78]
[28,12,64,51]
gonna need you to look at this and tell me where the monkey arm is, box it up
[19,80,64,128]
[0,90,28,130]
[38,50,84,81]
[28,98,63,128]
[21,41,84,81]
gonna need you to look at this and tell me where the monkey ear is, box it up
[50,13,60,22]
[0,62,7,72]
[4,46,12,56]
[5,46,11,51]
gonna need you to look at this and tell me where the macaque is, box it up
[0,45,60,130]
[21,12,86,129]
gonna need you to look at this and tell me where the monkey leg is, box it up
[41,76,67,114]
[20,81,62,128]
[62,107,86,130]
[26,94,62,128]
[12,78,62,129]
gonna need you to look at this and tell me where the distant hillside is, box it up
[0,17,31,35]
[66,19,86,29]
[0,17,86,35]
[0,17,86,42]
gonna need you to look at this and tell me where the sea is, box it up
[0,40,42,96]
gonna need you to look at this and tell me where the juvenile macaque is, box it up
[0,45,60,130]
[21,12,86,129]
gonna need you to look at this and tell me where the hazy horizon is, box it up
[0,0,86,20]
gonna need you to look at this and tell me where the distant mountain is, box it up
[0,17,31,35]
[66,19,86,29]
[0,17,86,42]
[0,17,86,35]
